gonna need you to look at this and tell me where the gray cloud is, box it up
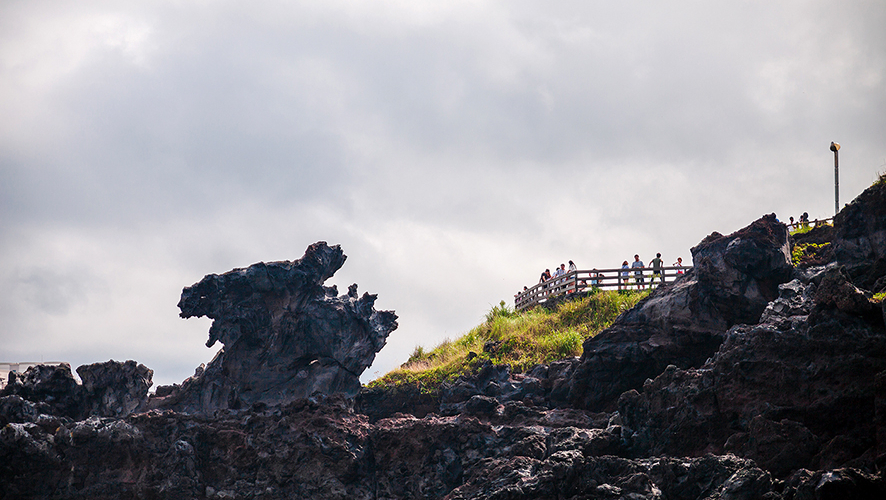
[1,0,884,386]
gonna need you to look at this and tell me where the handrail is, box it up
[514,266,691,311]
[787,217,833,231]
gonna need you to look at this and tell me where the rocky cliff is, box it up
[3,187,886,499]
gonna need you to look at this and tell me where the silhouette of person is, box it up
[673,257,684,274]
[649,253,663,286]
[631,254,645,289]
[620,261,630,290]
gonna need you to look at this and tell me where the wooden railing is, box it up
[514,266,691,311]
[787,217,833,231]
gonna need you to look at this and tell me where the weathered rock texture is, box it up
[152,241,398,414]
[833,179,886,289]
[567,213,794,411]
[0,360,152,422]
[5,185,886,499]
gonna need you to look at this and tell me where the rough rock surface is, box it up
[567,213,794,411]
[77,361,154,418]
[833,180,886,289]
[6,184,886,498]
[151,241,398,413]
[0,360,152,422]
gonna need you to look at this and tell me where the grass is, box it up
[791,241,831,266]
[367,290,649,391]
[789,221,832,237]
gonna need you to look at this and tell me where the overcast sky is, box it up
[2,1,884,387]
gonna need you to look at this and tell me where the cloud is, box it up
[1,0,884,387]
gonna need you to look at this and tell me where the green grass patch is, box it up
[790,221,832,237]
[368,290,649,390]
[792,241,831,266]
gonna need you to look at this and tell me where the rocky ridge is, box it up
[3,185,886,498]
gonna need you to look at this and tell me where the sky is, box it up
[2,0,885,388]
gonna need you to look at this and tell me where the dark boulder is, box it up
[814,266,879,321]
[568,214,793,411]
[0,361,154,421]
[77,360,153,418]
[619,276,886,476]
[1,364,82,419]
[833,180,886,289]
[152,241,398,414]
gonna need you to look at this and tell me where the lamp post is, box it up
[830,142,840,216]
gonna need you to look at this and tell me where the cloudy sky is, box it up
[2,1,884,387]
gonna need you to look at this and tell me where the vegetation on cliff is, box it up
[368,289,648,390]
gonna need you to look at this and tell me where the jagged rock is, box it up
[152,242,397,414]
[815,266,877,317]
[619,285,886,476]
[568,213,794,411]
[77,360,153,418]
[8,185,886,499]
[355,384,440,423]
[784,468,886,499]
[0,364,82,419]
[448,454,777,500]
[834,180,886,288]
[0,360,154,422]
[759,278,816,329]
[356,358,582,422]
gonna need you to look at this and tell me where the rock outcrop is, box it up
[151,241,398,414]
[0,360,152,423]
[567,213,794,411]
[833,179,886,289]
[618,270,886,475]
[5,184,886,499]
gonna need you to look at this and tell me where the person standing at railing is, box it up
[554,263,567,294]
[514,286,527,306]
[620,261,630,290]
[632,254,645,289]
[649,253,664,287]
[590,268,603,289]
[540,268,552,295]
[673,257,684,274]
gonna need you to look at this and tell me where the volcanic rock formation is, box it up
[4,186,886,499]
[0,360,152,422]
[151,241,398,413]
[566,213,794,411]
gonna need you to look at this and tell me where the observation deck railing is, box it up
[514,266,691,311]
[786,217,833,232]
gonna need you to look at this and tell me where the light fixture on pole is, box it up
[830,142,840,216]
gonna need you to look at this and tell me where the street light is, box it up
[831,142,840,216]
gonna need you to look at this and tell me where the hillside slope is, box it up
[370,290,649,389]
